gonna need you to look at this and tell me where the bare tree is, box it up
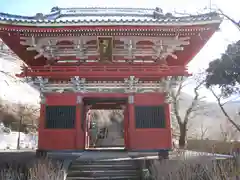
[219,119,240,142]
[209,88,240,132]
[176,7,240,29]
[0,98,7,121]
[170,111,179,135]
[186,7,240,135]
[0,39,4,51]
[190,122,208,140]
[217,9,240,30]
[170,76,206,148]
[199,122,208,140]
[174,7,240,141]
[14,103,39,149]
[203,8,240,132]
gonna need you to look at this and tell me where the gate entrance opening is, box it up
[83,97,127,150]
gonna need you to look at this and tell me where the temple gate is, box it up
[0,7,222,157]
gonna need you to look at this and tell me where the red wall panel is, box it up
[38,130,76,150]
[134,93,165,105]
[129,129,172,150]
[128,93,172,151]
[38,93,85,151]
[45,93,77,105]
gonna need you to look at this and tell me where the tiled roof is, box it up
[0,7,222,25]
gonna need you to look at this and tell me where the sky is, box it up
[0,0,240,102]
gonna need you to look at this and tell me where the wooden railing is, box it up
[17,65,189,78]
[30,65,186,72]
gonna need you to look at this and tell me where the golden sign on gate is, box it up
[97,36,113,63]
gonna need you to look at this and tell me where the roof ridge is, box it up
[0,11,220,18]
[0,7,222,25]
[60,7,156,10]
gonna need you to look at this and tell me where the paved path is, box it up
[0,149,233,164]
[49,150,233,161]
[0,149,35,153]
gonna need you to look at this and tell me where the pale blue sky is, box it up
[0,0,240,101]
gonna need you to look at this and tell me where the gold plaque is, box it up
[97,36,113,62]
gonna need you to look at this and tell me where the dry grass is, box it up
[187,139,240,154]
[0,158,65,180]
[142,151,240,180]
[1,148,240,180]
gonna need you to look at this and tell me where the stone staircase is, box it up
[66,159,142,180]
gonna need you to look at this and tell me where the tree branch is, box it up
[183,80,204,124]
[217,9,240,30]
[170,77,186,125]
[200,122,208,140]
[209,88,240,132]
[171,90,182,125]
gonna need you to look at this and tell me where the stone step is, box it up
[68,169,140,178]
[70,164,137,171]
[66,159,141,180]
[72,160,134,166]
[95,138,124,147]
[66,175,139,180]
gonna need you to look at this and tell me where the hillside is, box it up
[0,45,39,106]
[178,92,240,140]
[0,42,239,139]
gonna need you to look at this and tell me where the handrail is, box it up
[16,65,190,78]
[28,65,187,73]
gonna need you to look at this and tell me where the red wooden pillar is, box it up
[164,103,171,129]
[84,106,91,149]
[164,103,172,148]
[38,94,46,150]
[75,95,84,150]
[38,103,45,148]
[127,94,135,150]
[85,109,91,148]
[124,106,129,150]
[39,104,45,130]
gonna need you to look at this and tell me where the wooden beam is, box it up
[89,104,123,109]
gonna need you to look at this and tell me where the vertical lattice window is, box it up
[45,106,76,129]
[135,105,165,128]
